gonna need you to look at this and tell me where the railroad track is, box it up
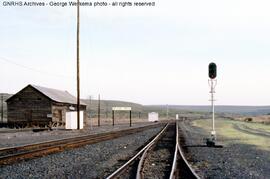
[0,123,164,166]
[233,123,270,138]
[106,121,200,179]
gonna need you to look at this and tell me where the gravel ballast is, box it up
[179,120,270,179]
[0,126,163,178]
[0,122,155,148]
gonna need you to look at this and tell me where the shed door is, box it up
[58,110,62,122]
[53,110,62,122]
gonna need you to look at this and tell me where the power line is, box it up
[0,56,74,79]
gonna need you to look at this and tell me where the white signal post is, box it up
[209,78,217,140]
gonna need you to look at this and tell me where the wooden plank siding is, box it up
[7,86,51,123]
[52,102,86,123]
[6,85,87,127]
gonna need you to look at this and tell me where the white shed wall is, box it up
[148,112,159,122]
[65,111,84,129]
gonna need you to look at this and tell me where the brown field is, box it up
[235,115,270,124]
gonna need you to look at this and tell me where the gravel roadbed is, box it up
[0,126,163,179]
[179,120,270,179]
[143,124,175,178]
[0,122,156,148]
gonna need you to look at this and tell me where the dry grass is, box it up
[236,115,270,124]
[84,117,170,126]
[192,118,270,151]
[84,117,149,126]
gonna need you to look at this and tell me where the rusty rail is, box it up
[106,123,170,179]
[170,121,200,179]
[107,121,200,179]
[0,123,164,166]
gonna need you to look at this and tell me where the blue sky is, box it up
[1,0,270,105]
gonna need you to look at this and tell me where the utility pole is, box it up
[98,94,100,126]
[166,104,169,120]
[105,102,108,119]
[1,94,3,123]
[112,110,114,126]
[129,110,132,127]
[76,0,80,130]
[89,96,93,130]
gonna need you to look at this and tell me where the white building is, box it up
[148,112,159,122]
[66,111,84,129]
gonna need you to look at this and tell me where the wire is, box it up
[0,56,74,79]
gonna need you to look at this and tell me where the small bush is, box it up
[244,117,253,122]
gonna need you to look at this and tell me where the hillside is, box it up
[143,105,210,119]
[0,93,12,122]
[2,92,270,121]
[0,93,145,123]
[145,105,270,116]
[82,99,144,118]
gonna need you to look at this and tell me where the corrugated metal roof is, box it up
[31,85,87,105]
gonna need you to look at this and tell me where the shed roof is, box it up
[7,84,87,106]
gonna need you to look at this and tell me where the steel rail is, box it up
[106,123,170,179]
[136,122,177,179]
[176,144,200,179]
[0,135,116,165]
[169,121,179,179]
[136,123,168,179]
[136,145,150,179]
[0,123,162,153]
[0,123,164,165]
[176,121,201,179]
[107,121,200,179]
[0,134,114,155]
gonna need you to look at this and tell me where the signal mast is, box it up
[208,62,217,146]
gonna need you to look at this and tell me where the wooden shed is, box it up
[6,84,86,128]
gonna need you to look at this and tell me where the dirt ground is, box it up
[84,117,169,126]
[235,115,270,124]
[181,118,270,178]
